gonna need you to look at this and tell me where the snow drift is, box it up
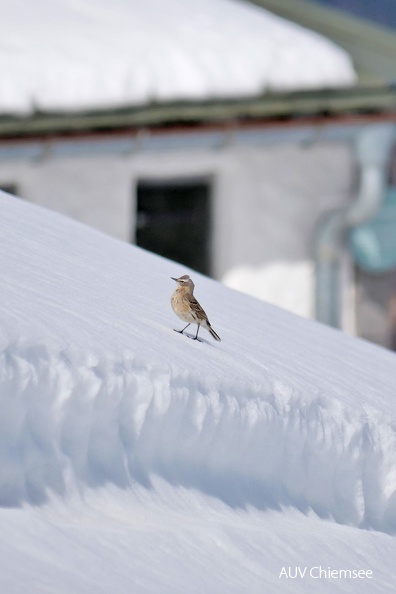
[1,190,396,539]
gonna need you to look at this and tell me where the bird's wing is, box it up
[187,295,208,322]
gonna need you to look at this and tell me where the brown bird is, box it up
[171,274,221,342]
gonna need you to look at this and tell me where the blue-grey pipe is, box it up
[314,123,396,328]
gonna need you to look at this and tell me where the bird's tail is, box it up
[208,323,221,342]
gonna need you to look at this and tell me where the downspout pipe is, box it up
[314,123,396,328]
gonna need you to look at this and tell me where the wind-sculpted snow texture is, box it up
[1,322,396,532]
[0,186,396,578]
[2,192,396,592]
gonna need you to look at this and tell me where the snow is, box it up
[0,0,356,115]
[1,189,396,592]
[223,260,314,318]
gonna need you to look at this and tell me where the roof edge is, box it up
[1,86,395,138]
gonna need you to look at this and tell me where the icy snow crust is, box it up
[1,192,396,592]
[0,0,356,115]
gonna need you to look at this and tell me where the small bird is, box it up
[171,274,221,342]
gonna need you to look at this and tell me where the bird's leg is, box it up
[192,324,202,341]
[174,323,190,335]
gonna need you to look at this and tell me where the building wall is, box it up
[0,156,133,240]
[4,132,396,349]
[212,142,353,277]
[0,135,354,282]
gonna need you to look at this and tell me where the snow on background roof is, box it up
[0,0,356,116]
[1,190,396,593]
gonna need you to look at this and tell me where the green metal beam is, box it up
[0,86,395,138]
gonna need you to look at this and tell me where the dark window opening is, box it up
[136,178,211,275]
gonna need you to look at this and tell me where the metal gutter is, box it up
[0,86,395,139]
[314,123,396,328]
[0,114,395,162]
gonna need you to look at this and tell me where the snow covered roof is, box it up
[0,0,356,116]
[1,191,396,591]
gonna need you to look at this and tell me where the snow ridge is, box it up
[2,340,395,534]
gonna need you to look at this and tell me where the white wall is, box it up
[212,142,353,277]
[0,156,132,240]
[0,136,354,283]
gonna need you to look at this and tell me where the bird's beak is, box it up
[171,277,178,281]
